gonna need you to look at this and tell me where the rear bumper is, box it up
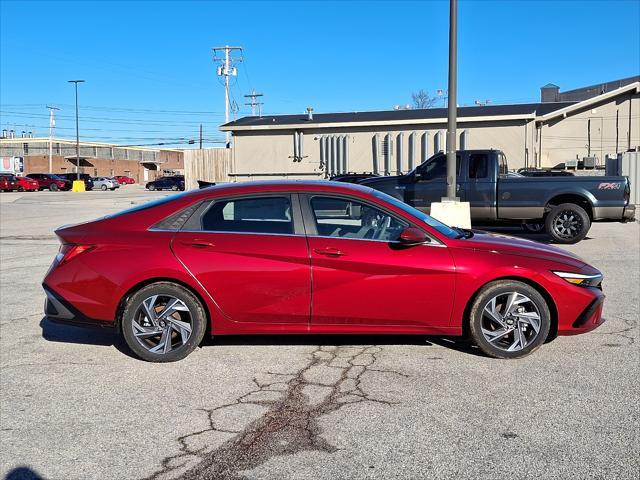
[43,285,116,330]
[623,204,636,222]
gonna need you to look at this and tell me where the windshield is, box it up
[371,190,460,239]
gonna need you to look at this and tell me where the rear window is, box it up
[200,196,293,235]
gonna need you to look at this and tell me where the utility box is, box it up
[583,156,598,169]
[566,158,578,169]
[621,151,640,206]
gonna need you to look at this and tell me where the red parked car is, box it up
[115,175,135,184]
[28,173,72,191]
[43,181,605,362]
[0,173,20,192]
[15,175,39,191]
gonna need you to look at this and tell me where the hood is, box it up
[459,230,586,269]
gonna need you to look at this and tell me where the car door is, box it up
[171,193,311,325]
[302,194,456,329]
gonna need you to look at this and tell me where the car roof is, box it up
[191,180,375,199]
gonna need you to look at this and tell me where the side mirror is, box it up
[399,227,429,246]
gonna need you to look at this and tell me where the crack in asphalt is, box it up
[144,345,408,480]
[595,315,637,347]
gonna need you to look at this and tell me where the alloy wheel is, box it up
[132,295,193,354]
[480,292,541,352]
[551,210,582,240]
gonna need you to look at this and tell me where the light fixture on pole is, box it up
[68,80,85,181]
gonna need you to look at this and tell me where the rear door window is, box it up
[468,154,489,179]
[200,196,293,235]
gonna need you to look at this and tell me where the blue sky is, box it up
[1,0,639,147]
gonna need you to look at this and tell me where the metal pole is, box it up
[68,80,84,181]
[47,105,59,172]
[225,47,230,148]
[445,0,458,200]
[199,124,203,149]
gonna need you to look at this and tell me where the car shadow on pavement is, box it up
[39,317,137,359]
[202,334,487,357]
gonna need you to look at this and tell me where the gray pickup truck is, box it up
[358,149,635,244]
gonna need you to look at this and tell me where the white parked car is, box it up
[93,177,120,191]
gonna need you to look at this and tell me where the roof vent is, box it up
[306,107,314,121]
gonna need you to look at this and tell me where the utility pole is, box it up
[199,124,203,149]
[68,80,85,180]
[445,0,457,200]
[212,46,243,148]
[46,105,59,172]
[244,89,264,117]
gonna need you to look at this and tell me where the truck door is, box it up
[458,152,495,221]
[406,153,460,214]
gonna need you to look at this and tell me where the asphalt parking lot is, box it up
[1,186,638,480]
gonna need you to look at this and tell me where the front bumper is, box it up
[558,287,606,336]
[623,204,636,222]
[44,286,116,330]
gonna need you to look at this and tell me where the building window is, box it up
[23,143,28,154]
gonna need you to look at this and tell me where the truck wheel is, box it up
[545,203,590,244]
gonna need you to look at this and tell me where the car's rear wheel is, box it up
[149,184,156,191]
[545,203,590,244]
[49,184,58,192]
[171,185,178,191]
[468,280,550,359]
[100,184,107,191]
[122,282,207,362]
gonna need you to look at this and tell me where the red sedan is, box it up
[43,181,605,362]
[115,175,135,184]
[15,175,39,191]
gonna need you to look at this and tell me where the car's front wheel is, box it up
[49,184,58,192]
[468,280,550,359]
[148,184,156,191]
[122,282,207,362]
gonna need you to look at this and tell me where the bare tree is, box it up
[411,89,437,109]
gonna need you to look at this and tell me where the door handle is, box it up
[181,240,215,249]
[313,247,346,257]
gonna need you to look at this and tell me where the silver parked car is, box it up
[93,177,120,191]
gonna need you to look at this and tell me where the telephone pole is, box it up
[244,89,264,117]
[46,105,59,172]
[212,46,243,148]
[68,80,85,181]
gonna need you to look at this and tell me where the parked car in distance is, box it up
[115,175,135,184]
[330,173,380,184]
[359,149,635,244]
[146,175,185,191]
[0,173,20,192]
[44,181,606,363]
[28,173,72,191]
[93,177,120,191]
[15,175,39,191]
[57,173,94,191]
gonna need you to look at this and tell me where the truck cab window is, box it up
[468,154,488,179]
[417,154,461,180]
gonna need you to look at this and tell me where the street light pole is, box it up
[68,80,85,181]
[445,0,457,200]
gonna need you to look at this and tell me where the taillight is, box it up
[55,244,95,265]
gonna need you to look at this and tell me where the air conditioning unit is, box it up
[583,156,598,169]
[565,158,578,169]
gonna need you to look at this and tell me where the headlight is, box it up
[553,271,603,287]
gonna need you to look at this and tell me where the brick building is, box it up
[0,138,184,183]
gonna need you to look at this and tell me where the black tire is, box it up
[468,280,551,359]
[18,187,24,192]
[545,203,590,244]
[49,184,59,192]
[101,184,107,191]
[121,282,207,362]
[149,184,156,191]
[171,185,178,191]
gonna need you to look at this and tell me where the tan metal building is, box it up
[221,80,639,180]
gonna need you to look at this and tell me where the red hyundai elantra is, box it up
[43,181,605,362]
